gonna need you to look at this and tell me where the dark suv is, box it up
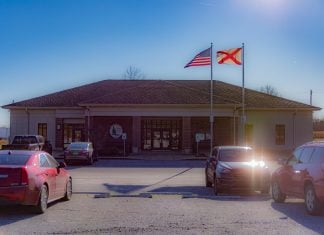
[272,142,324,215]
[205,146,270,195]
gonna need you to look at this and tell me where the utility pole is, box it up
[310,89,313,105]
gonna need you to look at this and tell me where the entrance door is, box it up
[152,129,170,150]
[73,129,83,142]
[153,130,161,149]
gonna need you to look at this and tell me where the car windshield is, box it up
[0,154,31,165]
[68,143,88,150]
[219,149,253,162]
[13,136,38,144]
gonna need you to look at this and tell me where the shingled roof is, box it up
[2,80,319,110]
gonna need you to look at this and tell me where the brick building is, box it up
[2,80,320,156]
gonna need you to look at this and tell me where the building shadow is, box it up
[86,159,205,168]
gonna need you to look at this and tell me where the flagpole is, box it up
[242,42,245,145]
[210,43,214,156]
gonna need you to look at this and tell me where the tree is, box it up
[260,85,280,96]
[123,66,145,80]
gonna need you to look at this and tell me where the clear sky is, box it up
[1,0,324,127]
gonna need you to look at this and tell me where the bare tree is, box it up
[123,66,145,80]
[260,85,280,96]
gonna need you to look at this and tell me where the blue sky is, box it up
[1,0,324,127]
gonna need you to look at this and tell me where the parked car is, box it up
[272,142,324,215]
[64,142,97,165]
[2,135,45,151]
[205,146,270,195]
[0,150,72,213]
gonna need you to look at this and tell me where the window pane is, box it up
[275,125,285,145]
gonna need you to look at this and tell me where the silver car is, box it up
[64,142,97,165]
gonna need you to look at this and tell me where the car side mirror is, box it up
[58,161,67,168]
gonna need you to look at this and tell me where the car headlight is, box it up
[247,160,267,168]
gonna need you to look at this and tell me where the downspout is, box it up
[25,107,30,134]
[292,110,296,148]
[233,105,236,145]
[86,107,90,142]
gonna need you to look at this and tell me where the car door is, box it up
[46,154,67,198]
[279,148,303,195]
[291,147,314,196]
[39,153,56,200]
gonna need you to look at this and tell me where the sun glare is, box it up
[233,0,296,22]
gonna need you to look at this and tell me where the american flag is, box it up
[184,47,211,68]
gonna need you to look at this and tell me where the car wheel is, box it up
[35,185,48,214]
[63,178,72,201]
[305,184,322,215]
[272,180,286,203]
[213,176,219,195]
[205,170,212,187]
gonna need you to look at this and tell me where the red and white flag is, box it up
[217,48,242,65]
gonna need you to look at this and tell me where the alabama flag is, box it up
[217,48,242,65]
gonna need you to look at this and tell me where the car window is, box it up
[287,147,303,166]
[46,154,59,168]
[0,153,31,165]
[39,154,50,167]
[219,149,253,162]
[68,143,87,150]
[299,147,314,163]
[310,147,324,163]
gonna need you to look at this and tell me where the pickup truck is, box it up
[2,135,45,151]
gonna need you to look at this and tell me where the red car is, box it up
[0,150,72,213]
[272,142,324,215]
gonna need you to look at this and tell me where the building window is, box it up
[38,123,47,139]
[63,124,85,148]
[275,124,285,145]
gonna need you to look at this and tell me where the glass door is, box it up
[161,130,170,149]
[153,129,161,149]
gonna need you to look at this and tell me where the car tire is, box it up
[63,178,72,201]
[304,184,322,215]
[213,176,219,195]
[35,185,48,214]
[272,180,286,203]
[205,170,212,188]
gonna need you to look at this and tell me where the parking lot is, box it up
[1,159,324,235]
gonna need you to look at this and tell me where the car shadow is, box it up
[0,200,62,226]
[271,201,324,234]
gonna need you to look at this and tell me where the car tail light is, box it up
[20,167,28,186]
